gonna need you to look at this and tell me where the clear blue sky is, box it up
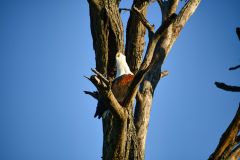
[0,0,240,160]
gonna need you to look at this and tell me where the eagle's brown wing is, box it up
[112,74,134,104]
[94,74,134,118]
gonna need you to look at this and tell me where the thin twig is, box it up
[132,5,154,34]
[119,8,131,13]
[91,68,109,85]
[83,75,90,80]
[160,70,169,78]
[84,91,99,100]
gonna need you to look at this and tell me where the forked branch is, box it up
[91,68,110,85]
[132,5,154,35]
[157,0,179,21]
[86,69,126,120]
[123,14,177,107]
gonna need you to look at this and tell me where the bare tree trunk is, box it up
[134,1,201,158]
[86,0,201,159]
[88,1,138,159]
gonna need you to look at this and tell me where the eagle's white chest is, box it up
[101,52,134,119]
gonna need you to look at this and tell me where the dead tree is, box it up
[209,28,240,160]
[85,0,201,159]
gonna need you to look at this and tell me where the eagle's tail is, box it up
[94,97,108,119]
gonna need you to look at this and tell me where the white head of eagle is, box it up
[115,52,133,78]
[94,52,134,119]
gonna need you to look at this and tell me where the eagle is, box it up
[94,52,134,119]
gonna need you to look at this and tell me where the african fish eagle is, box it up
[94,52,134,118]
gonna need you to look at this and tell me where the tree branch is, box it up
[229,65,240,71]
[174,0,201,33]
[156,0,166,20]
[132,5,154,35]
[215,82,240,92]
[236,27,240,41]
[160,70,169,78]
[168,0,180,15]
[87,70,126,120]
[227,144,240,160]
[140,13,177,71]
[119,8,131,13]
[124,14,177,108]
[208,104,240,160]
[84,91,99,100]
[106,90,127,120]
[157,0,179,22]
[156,0,163,8]
[91,68,110,85]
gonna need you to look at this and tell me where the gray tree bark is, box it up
[86,0,201,159]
